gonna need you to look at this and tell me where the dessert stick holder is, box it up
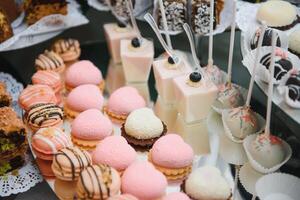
[158,0,172,49]
[226,0,236,85]
[245,23,266,107]
[126,0,142,40]
[208,0,215,67]
[265,31,278,137]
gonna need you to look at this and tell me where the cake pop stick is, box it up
[265,30,278,137]
[207,0,214,67]
[245,23,267,107]
[125,0,142,42]
[158,0,173,49]
[183,23,205,77]
[144,13,179,63]
[227,0,237,85]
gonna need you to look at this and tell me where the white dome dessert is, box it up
[215,84,244,109]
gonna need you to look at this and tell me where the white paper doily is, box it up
[0,0,89,51]
[0,72,43,197]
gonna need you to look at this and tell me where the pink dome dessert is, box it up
[71,109,112,150]
[106,86,146,123]
[65,60,104,91]
[162,192,191,200]
[108,194,138,200]
[65,84,104,118]
[121,161,167,200]
[92,136,137,172]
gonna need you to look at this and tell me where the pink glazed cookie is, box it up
[65,60,105,92]
[65,84,104,119]
[71,109,113,150]
[92,136,137,172]
[31,70,63,103]
[162,192,191,200]
[105,86,146,124]
[149,134,194,180]
[121,161,167,200]
[19,84,57,111]
[32,127,72,160]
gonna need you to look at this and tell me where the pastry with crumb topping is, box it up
[0,82,12,108]
[0,107,27,175]
[0,8,13,43]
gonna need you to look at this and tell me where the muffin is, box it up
[105,86,146,124]
[18,84,57,111]
[64,84,104,119]
[288,29,300,58]
[256,0,299,31]
[121,108,167,149]
[71,109,113,150]
[92,136,137,173]
[76,164,121,199]
[23,0,68,25]
[149,134,194,180]
[0,0,20,23]
[121,161,167,200]
[31,70,63,104]
[0,8,13,43]
[0,82,12,107]
[24,103,64,132]
[52,146,92,181]
[0,107,27,175]
[52,38,81,67]
[35,50,65,74]
[183,166,231,200]
[65,60,105,92]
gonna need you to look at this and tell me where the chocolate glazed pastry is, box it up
[121,122,167,150]
[35,50,65,71]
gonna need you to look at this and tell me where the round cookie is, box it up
[35,50,65,74]
[52,38,81,66]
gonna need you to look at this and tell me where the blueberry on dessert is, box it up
[117,21,127,28]
[260,48,293,82]
[250,27,281,50]
[131,37,141,48]
[167,56,175,65]
[189,71,202,82]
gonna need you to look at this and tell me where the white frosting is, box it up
[257,1,297,27]
[124,108,164,139]
[264,193,294,200]
[185,166,231,200]
[289,29,300,54]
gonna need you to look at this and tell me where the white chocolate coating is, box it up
[289,29,300,54]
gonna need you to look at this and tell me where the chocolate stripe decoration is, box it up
[26,103,63,126]
[35,50,64,70]
[54,39,80,53]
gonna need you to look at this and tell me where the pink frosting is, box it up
[107,86,146,115]
[162,192,191,200]
[92,136,137,171]
[122,161,167,200]
[71,109,112,140]
[151,134,194,168]
[65,60,103,88]
[66,84,104,112]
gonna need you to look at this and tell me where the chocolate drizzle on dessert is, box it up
[53,38,80,54]
[250,28,281,50]
[26,103,63,126]
[286,71,300,102]
[260,53,293,81]
[35,50,64,70]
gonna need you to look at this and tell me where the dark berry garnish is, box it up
[117,22,126,28]
[131,38,141,48]
[168,56,175,64]
[189,72,202,82]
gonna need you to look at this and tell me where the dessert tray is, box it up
[0,72,43,197]
[0,0,88,52]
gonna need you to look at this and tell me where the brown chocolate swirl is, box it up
[35,50,65,70]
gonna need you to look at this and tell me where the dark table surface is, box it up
[1,2,299,200]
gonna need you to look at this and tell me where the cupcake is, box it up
[32,127,72,160]
[76,164,121,200]
[256,0,299,31]
[121,161,167,200]
[65,60,105,92]
[24,103,64,132]
[92,136,137,173]
[71,109,113,150]
[31,70,63,104]
[18,84,57,111]
[121,108,167,149]
[52,38,81,67]
[183,166,231,200]
[162,192,191,200]
[52,147,92,181]
[149,134,194,180]
[64,84,104,119]
[108,194,138,200]
[288,29,300,58]
[35,50,65,74]
[105,86,146,124]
